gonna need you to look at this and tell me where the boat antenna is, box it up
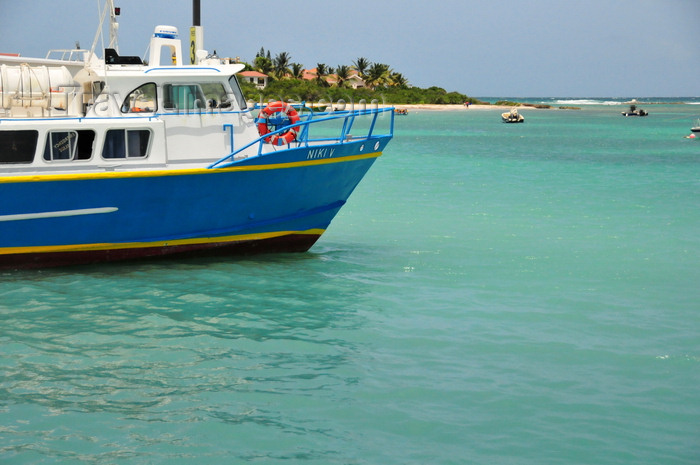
[88,0,118,62]
[109,0,120,52]
[190,0,204,64]
[193,0,201,26]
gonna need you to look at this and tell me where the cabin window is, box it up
[228,75,248,110]
[121,82,157,113]
[102,129,151,159]
[0,130,38,164]
[200,82,230,109]
[43,130,95,161]
[163,84,205,111]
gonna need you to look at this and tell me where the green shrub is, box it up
[240,78,483,106]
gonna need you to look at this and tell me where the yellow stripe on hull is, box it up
[0,228,326,256]
[0,152,382,184]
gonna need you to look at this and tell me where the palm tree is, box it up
[273,52,291,79]
[389,72,408,88]
[352,57,370,79]
[254,55,273,75]
[315,63,329,86]
[365,63,391,89]
[335,65,350,88]
[291,63,304,79]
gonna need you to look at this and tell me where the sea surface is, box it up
[1,101,699,464]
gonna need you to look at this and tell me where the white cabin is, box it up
[0,26,257,173]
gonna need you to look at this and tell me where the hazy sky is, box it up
[1,0,698,97]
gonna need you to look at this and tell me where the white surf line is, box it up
[0,207,118,222]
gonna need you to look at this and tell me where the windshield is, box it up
[228,75,248,110]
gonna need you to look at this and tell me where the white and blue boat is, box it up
[0,5,393,269]
[691,119,700,133]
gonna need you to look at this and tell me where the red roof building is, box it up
[238,70,268,89]
[302,68,365,89]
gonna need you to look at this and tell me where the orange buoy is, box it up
[257,101,301,145]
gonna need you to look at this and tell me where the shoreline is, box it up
[385,104,503,111]
[385,101,698,111]
[308,101,699,113]
[381,103,546,111]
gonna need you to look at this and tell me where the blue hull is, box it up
[0,139,387,269]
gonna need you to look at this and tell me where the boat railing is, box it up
[208,106,395,169]
[44,49,91,62]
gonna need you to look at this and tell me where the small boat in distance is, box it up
[502,108,524,123]
[394,108,408,115]
[691,119,700,133]
[621,104,648,116]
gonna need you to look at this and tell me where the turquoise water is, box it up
[2,104,699,464]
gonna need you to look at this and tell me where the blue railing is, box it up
[208,106,394,169]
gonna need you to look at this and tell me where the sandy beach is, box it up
[257,102,514,112]
[299,103,512,112]
[386,103,545,111]
[390,104,498,111]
